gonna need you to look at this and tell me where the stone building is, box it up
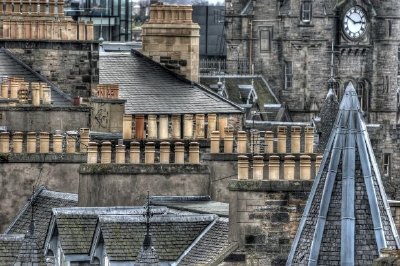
[0,0,99,98]
[225,0,400,124]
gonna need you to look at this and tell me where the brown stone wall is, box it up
[228,180,312,265]
[78,164,211,207]
[142,4,200,82]
[89,98,125,133]
[0,106,89,132]
[1,40,99,97]
[0,156,84,233]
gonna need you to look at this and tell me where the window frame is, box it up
[301,1,312,23]
[259,27,272,53]
[284,61,293,89]
[383,153,391,177]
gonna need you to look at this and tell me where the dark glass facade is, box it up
[65,0,132,41]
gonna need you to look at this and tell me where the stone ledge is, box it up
[0,106,90,111]
[228,180,313,192]
[203,153,319,161]
[79,163,210,175]
[203,153,239,161]
[89,98,126,104]
[0,153,86,163]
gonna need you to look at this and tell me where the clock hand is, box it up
[346,15,356,23]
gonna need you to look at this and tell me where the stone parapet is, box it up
[1,19,94,41]
[122,113,241,141]
[0,129,91,154]
[0,77,51,106]
[86,140,201,165]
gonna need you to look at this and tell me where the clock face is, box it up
[343,6,367,40]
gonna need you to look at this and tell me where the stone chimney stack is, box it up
[141,4,200,82]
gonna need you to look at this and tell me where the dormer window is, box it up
[301,1,312,23]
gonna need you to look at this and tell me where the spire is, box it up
[136,192,159,266]
[287,83,400,265]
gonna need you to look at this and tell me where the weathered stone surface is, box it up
[0,40,99,98]
[0,162,81,232]
[0,106,90,132]
[78,164,211,207]
[228,180,311,265]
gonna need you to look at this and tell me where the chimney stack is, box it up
[141,3,200,82]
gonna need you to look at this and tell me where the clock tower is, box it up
[224,0,400,124]
[333,0,400,124]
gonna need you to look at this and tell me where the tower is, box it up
[224,0,400,124]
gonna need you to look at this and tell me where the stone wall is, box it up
[141,4,200,82]
[78,164,211,206]
[228,180,312,265]
[1,40,99,98]
[0,154,84,233]
[90,98,125,133]
[0,106,90,132]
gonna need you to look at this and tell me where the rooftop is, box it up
[287,83,399,265]
[99,50,243,115]
[0,48,73,106]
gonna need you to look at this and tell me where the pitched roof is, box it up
[5,186,78,248]
[92,215,215,262]
[200,75,279,120]
[0,234,25,265]
[3,186,78,265]
[99,50,243,115]
[45,207,168,256]
[0,48,73,106]
[287,83,400,265]
[178,217,232,265]
[15,234,46,265]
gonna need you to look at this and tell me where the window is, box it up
[284,61,293,89]
[388,20,393,37]
[356,81,368,111]
[301,1,312,23]
[398,46,400,75]
[383,75,390,93]
[260,28,272,52]
[383,153,391,177]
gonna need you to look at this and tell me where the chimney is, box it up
[141,3,200,82]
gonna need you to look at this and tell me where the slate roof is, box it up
[91,215,215,262]
[200,75,280,120]
[3,186,77,265]
[179,217,232,265]
[0,48,73,106]
[99,50,243,115]
[287,83,400,265]
[44,207,168,256]
[16,234,46,265]
[0,234,24,265]
[315,88,339,153]
[5,186,78,248]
